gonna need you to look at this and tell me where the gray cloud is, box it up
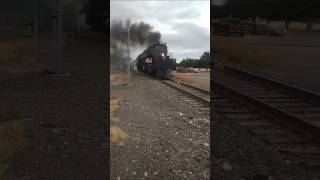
[212,0,225,5]
[110,0,210,62]
[164,23,209,49]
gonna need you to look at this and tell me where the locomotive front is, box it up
[136,42,175,79]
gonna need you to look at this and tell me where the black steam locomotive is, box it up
[136,42,176,79]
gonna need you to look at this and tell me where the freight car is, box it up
[136,42,176,79]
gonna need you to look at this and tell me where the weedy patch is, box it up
[109,98,129,145]
[0,39,32,62]
[213,41,275,68]
[110,126,129,146]
[0,111,23,123]
[110,74,120,82]
[110,99,119,114]
[110,115,120,123]
[0,43,16,61]
[173,72,197,84]
[0,111,27,176]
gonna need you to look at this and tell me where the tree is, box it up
[177,52,210,70]
[199,52,210,71]
[215,0,320,30]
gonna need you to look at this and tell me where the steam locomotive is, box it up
[136,42,176,79]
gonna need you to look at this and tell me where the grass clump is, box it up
[0,38,32,62]
[0,43,16,61]
[0,111,27,176]
[110,126,129,145]
[110,74,120,82]
[110,99,119,114]
[173,72,197,84]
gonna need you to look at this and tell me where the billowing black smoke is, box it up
[110,19,161,67]
[129,22,161,46]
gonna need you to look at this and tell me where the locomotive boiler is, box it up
[136,42,176,79]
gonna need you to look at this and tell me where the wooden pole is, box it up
[56,0,64,73]
[33,0,38,62]
[127,21,130,84]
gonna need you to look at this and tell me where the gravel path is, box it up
[110,73,210,180]
[1,34,108,179]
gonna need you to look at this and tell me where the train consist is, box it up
[136,42,176,79]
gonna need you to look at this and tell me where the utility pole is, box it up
[126,20,131,85]
[33,0,38,62]
[119,31,123,73]
[56,0,64,73]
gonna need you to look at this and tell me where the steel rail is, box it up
[212,60,320,140]
[161,80,210,106]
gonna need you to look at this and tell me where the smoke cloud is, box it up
[110,19,161,66]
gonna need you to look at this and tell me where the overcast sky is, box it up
[212,0,224,5]
[111,0,210,62]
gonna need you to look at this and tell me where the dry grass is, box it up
[173,72,197,84]
[0,111,23,123]
[0,43,17,61]
[0,38,32,62]
[110,99,119,114]
[213,41,276,68]
[110,99,120,124]
[110,126,129,145]
[110,74,120,82]
[110,116,120,123]
[0,112,27,176]
[109,98,129,145]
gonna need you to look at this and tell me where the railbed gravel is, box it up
[212,110,320,180]
[110,73,210,180]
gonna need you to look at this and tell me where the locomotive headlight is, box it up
[161,53,165,60]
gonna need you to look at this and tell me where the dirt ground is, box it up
[173,72,210,91]
[110,72,210,179]
[213,30,320,93]
[0,32,108,179]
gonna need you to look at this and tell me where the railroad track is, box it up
[213,61,320,169]
[159,79,210,131]
[161,79,210,106]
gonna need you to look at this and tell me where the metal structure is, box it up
[119,30,123,72]
[33,0,39,62]
[118,20,131,84]
[56,0,64,73]
[126,20,130,85]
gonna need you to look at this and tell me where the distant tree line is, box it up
[177,52,210,69]
[212,0,320,30]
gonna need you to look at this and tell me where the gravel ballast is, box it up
[212,110,320,180]
[110,73,210,179]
